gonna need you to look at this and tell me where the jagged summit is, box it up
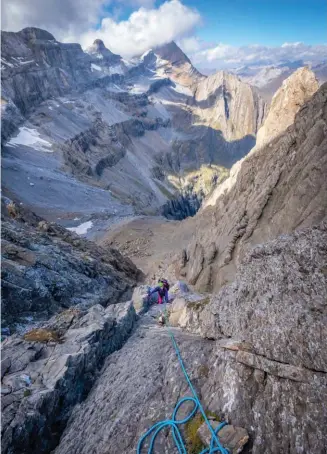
[92,39,106,51]
[19,27,56,42]
[154,41,192,66]
[142,40,204,87]
[86,38,121,59]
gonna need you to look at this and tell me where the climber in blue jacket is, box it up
[148,279,170,304]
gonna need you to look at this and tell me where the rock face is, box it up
[179,82,327,292]
[153,40,204,87]
[1,27,92,140]
[2,227,326,454]
[161,191,202,220]
[201,67,321,213]
[53,304,215,454]
[255,67,319,149]
[193,71,266,141]
[1,302,137,454]
[199,224,327,372]
[39,224,327,454]
[86,39,126,75]
[1,200,142,331]
[199,225,327,454]
[170,225,327,454]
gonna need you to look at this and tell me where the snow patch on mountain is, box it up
[7,127,52,152]
[91,63,102,72]
[67,221,93,235]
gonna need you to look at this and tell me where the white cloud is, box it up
[190,42,327,71]
[281,42,303,48]
[177,36,203,54]
[77,1,201,57]
[1,0,107,40]
[1,0,200,57]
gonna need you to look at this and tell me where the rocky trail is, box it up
[1,283,251,454]
[53,302,217,454]
[1,285,221,454]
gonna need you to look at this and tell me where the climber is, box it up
[148,278,170,305]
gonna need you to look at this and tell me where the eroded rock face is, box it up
[255,67,319,149]
[199,224,327,372]
[1,302,137,454]
[161,191,202,220]
[53,305,215,454]
[153,40,205,87]
[173,225,327,454]
[1,200,142,330]
[193,71,266,141]
[1,27,92,140]
[180,83,327,292]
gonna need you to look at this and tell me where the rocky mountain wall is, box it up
[1,199,142,331]
[177,83,327,291]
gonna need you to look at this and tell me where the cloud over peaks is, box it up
[2,0,201,58]
[181,40,327,71]
[78,0,201,57]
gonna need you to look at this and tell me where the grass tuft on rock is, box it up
[184,411,221,454]
[24,328,61,343]
[185,413,206,454]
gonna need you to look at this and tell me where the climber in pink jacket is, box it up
[148,279,170,304]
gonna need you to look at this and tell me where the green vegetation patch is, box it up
[24,328,62,343]
[184,411,221,454]
[186,297,211,311]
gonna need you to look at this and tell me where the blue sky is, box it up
[114,0,327,46]
[192,0,326,46]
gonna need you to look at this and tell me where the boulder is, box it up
[197,421,249,454]
[168,292,210,333]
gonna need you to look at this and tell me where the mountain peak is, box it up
[255,66,319,149]
[92,39,106,51]
[86,39,121,63]
[19,27,56,42]
[87,39,110,54]
[154,41,191,66]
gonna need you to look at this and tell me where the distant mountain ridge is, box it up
[232,60,327,100]
[0,27,318,226]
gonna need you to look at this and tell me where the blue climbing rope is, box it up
[137,304,229,454]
